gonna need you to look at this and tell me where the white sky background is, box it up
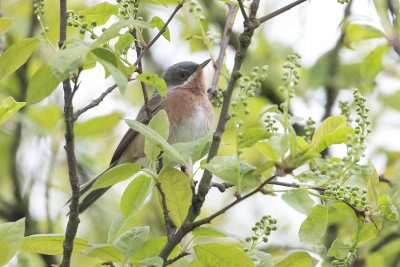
[22,0,400,265]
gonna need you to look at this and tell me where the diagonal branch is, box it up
[258,0,307,24]
[237,0,250,25]
[208,3,237,100]
[133,2,184,67]
[156,183,177,240]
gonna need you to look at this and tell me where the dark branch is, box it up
[379,175,393,185]
[164,252,190,266]
[208,4,237,100]
[133,2,184,67]
[156,183,177,240]
[237,0,250,25]
[258,0,307,24]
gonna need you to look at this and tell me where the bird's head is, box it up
[162,59,211,92]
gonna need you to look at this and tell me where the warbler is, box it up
[77,59,214,213]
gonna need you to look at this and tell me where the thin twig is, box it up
[258,0,307,24]
[164,252,190,266]
[133,2,184,67]
[211,182,234,192]
[208,4,237,100]
[193,175,277,227]
[156,183,177,240]
[237,0,250,25]
[73,83,118,121]
[379,175,393,185]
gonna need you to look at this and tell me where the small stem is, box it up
[237,0,250,25]
[156,183,177,240]
[258,0,307,24]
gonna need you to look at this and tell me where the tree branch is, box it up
[208,3,237,100]
[59,0,81,266]
[164,252,190,266]
[133,2,184,67]
[258,0,307,24]
[237,0,249,25]
[156,183,177,240]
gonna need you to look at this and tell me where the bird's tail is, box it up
[66,164,114,214]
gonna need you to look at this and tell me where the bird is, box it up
[76,59,214,213]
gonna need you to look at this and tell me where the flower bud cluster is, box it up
[189,1,205,21]
[211,87,223,108]
[324,183,368,208]
[34,0,45,18]
[264,114,278,134]
[279,53,301,101]
[304,117,315,142]
[67,10,98,39]
[353,89,371,142]
[243,215,277,253]
[337,0,350,4]
[339,100,351,122]
[232,65,268,130]
[117,0,137,20]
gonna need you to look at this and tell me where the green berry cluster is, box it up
[353,89,371,143]
[231,65,268,126]
[243,216,277,253]
[304,117,315,142]
[279,53,301,100]
[116,0,137,20]
[189,1,205,21]
[264,114,278,134]
[67,10,97,39]
[33,0,45,17]
[324,184,368,208]
[337,0,350,4]
[211,88,224,108]
[339,100,351,122]
[332,251,355,267]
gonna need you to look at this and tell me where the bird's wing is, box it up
[110,92,163,165]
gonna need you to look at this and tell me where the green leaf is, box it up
[281,189,314,215]
[192,226,229,238]
[309,115,354,153]
[115,32,135,55]
[79,2,119,27]
[108,212,127,243]
[98,58,128,94]
[131,236,179,263]
[0,241,9,265]
[299,204,328,243]
[202,156,262,187]
[257,142,280,160]
[137,257,163,267]
[26,66,61,104]
[378,195,399,221]
[239,128,271,148]
[250,250,274,267]
[366,253,385,267]
[136,73,168,97]
[113,226,149,262]
[0,97,26,125]
[92,163,141,190]
[276,252,313,267]
[0,18,13,35]
[163,132,212,164]
[367,165,379,206]
[92,20,150,49]
[327,236,352,259]
[0,218,25,265]
[345,24,384,48]
[150,16,170,41]
[358,223,379,243]
[0,38,39,81]
[50,43,91,80]
[20,234,89,255]
[360,45,389,83]
[75,112,123,136]
[145,110,169,162]
[125,119,187,164]
[26,104,62,134]
[194,243,255,267]
[120,174,153,218]
[159,166,192,227]
[92,47,135,77]
[82,244,124,262]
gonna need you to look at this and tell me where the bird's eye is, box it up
[177,71,189,80]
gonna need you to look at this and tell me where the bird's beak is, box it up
[198,59,211,70]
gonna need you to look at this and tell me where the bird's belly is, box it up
[168,108,213,144]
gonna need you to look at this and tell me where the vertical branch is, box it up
[59,0,81,266]
[208,4,237,100]
[156,184,177,240]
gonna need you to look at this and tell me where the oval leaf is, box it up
[136,73,167,97]
[276,251,313,267]
[194,243,255,267]
[120,174,153,218]
[145,110,169,162]
[20,234,89,255]
[112,226,149,262]
[92,163,141,190]
[0,97,26,125]
[281,189,314,215]
[159,166,192,227]
[27,66,61,104]
[299,204,328,243]
[0,218,25,265]
[0,18,13,35]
